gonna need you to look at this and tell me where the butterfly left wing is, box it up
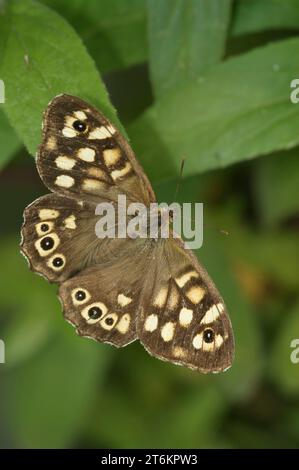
[138,238,234,373]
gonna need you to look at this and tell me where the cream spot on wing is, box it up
[65,115,76,127]
[46,136,57,150]
[47,253,66,272]
[111,162,132,181]
[179,307,193,327]
[117,294,132,307]
[62,127,76,138]
[74,110,87,120]
[82,178,105,192]
[39,209,59,220]
[55,175,75,188]
[103,148,121,166]
[215,334,224,348]
[175,270,199,288]
[144,314,158,332]
[35,221,54,236]
[203,341,215,352]
[193,333,203,350]
[201,304,223,324]
[173,346,187,359]
[107,124,116,135]
[71,288,91,306]
[55,156,76,170]
[87,167,108,180]
[35,233,60,257]
[88,127,112,140]
[161,321,175,342]
[63,214,76,230]
[153,286,168,308]
[116,314,131,334]
[217,303,224,313]
[81,302,107,324]
[77,147,95,162]
[167,287,179,310]
[186,286,205,304]
[100,313,118,330]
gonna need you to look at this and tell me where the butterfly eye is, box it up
[72,120,87,132]
[203,328,214,343]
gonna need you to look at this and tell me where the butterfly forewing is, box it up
[37,94,155,206]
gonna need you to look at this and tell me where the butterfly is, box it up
[21,95,234,373]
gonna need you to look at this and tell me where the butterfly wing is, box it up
[37,94,155,206]
[58,240,153,347]
[21,193,135,283]
[137,237,234,373]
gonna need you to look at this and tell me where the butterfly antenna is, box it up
[174,158,186,201]
[181,214,230,237]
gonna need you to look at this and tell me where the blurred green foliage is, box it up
[0,0,299,449]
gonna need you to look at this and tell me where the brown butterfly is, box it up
[21,95,234,373]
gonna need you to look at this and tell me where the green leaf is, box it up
[40,0,147,73]
[3,333,110,448]
[233,0,299,36]
[0,110,21,169]
[0,238,58,368]
[253,148,299,226]
[129,38,299,181]
[225,228,299,290]
[269,299,299,395]
[0,0,121,156]
[0,237,112,447]
[147,0,232,97]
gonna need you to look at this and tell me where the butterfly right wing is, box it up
[37,94,155,206]
[58,240,153,347]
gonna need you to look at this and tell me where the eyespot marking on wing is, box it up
[35,233,60,257]
[71,288,91,306]
[47,253,66,271]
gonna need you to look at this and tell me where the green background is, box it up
[0,0,299,449]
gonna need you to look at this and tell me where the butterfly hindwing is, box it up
[37,94,155,206]
[138,238,234,373]
[58,241,153,347]
[21,193,98,282]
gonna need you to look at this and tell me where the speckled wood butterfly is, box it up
[21,95,234,373]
